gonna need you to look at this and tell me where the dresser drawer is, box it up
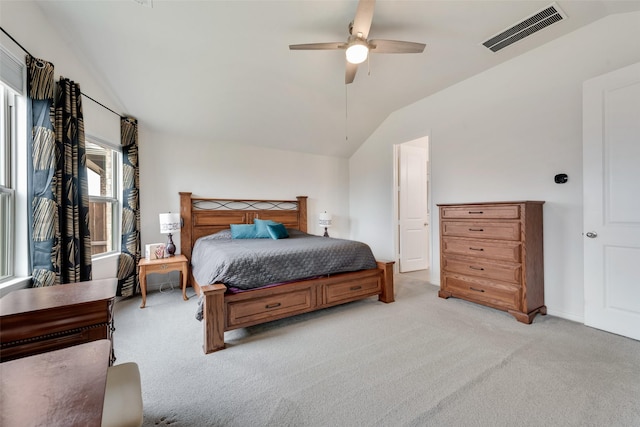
[442,237,521,262]
[442,274,520,311]
[324,275,381,305]
[441,205,520,220]
[1,326,110,362]
[441,221,520,241]
[443,255,521,283]
[227,287,313,328]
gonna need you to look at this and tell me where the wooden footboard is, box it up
[200,261,394,354]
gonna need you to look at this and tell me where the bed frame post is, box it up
[297,196,308,233]
[377,260,395,303]
[201,284,227,353]
[179,192,194,289]
[179,192,193,260]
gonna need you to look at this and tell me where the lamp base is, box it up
[166,233,176,256]
[323,227,329,238]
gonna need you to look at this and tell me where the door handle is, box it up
[586,231,598,238]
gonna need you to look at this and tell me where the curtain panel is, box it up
[54,77,92,283]
[117,117,140,297]
[26,55,57,287]
[26,55,93,286]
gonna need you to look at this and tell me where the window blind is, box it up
[0,46,24,95]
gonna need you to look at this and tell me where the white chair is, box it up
[101,362,143,427]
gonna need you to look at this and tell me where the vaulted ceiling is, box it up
[33,0,640,158]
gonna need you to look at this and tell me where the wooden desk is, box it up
[0,278,117,362]
[138,254,188,308]
[0,339,111,427]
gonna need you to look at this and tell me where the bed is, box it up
[179,192,395,354]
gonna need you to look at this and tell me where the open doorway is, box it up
[393,137,431,279]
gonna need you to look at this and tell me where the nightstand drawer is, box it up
[143,261,181,274]
[441,221,520,241]
[441,205,520,220]
[442,273,520,311]
[442,237,521,262]
[443,255,521,283]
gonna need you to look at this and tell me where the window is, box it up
[0,84,15,281]
[86,138,122,257]
[0,45,27,286]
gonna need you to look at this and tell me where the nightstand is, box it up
[138,254,188,308]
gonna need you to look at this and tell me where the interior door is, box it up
[398,142,429,273]
[583,62,640,341]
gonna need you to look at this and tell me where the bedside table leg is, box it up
[139,267,147,309]
[181,265,188,301]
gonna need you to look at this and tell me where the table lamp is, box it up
[159,213,181,256]
[319,211,332,237]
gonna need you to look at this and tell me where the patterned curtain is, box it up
[117,117,140,297]
[54,77,92,283]
[26,56,57,287]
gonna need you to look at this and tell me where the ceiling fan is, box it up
[289,0,426,84]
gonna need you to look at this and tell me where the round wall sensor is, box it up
[554,173,568,184]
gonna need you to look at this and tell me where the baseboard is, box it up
[546,308,584,324]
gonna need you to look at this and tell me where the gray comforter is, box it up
[191,229,377,290]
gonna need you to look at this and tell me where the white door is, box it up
[583,62,640,341]
[398,141,429,272]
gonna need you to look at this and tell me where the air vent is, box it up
[132,0,153,8]
[483,3,566,52]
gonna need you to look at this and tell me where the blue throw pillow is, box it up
[230,224,258,239]
[254,219,278,238]
[267,223,289,240]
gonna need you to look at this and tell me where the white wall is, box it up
[350,11,640,322]
[139,128,350,254]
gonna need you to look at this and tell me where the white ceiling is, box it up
[35,0,640,158]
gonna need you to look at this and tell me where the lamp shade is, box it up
[159,213,181,234]
[318,212,332,228]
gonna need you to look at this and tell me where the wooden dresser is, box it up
[438,201,545,323]
[0,278,117,362]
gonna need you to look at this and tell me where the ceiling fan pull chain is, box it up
[345,85,349,141]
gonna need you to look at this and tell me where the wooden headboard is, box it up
[179,192,308,261]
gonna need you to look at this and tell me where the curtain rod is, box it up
[1,26,123,119]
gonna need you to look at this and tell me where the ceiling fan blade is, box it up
[345,61,358,84]
[352,0,375,39]
[289,42,346,50]
[369,39,426,54]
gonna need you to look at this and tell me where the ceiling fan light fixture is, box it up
[345,41,368,64]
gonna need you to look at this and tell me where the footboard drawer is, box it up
[226,287,314,328]
[324,275,381,305]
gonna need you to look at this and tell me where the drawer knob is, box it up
[468,211,484,214]
[160,264,168,270]
[265,302,281,309]
[350,285,362,291]
[468,228,484,232]
[470,287,485,293]
[469,247,484,251]
[469,266,485,271]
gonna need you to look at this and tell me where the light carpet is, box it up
[112,274,640,426]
